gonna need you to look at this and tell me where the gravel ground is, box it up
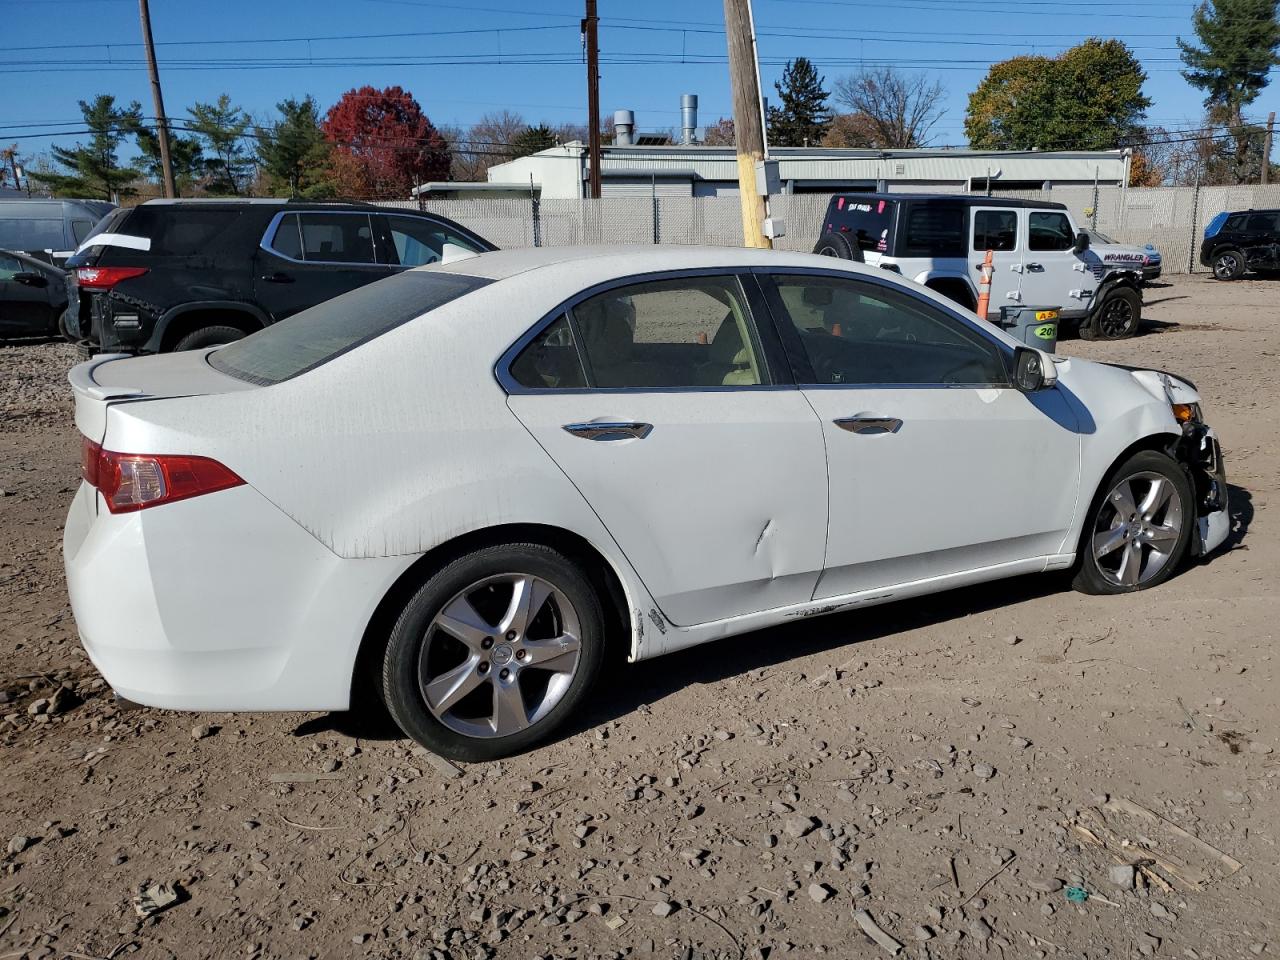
[1,276,1277,960]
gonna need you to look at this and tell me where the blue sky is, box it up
[1,0,1271,158]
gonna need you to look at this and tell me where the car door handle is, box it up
[1025,262,1045,272]
[563,421,653,441]
[833,415,902,435]
[260,272,294,283]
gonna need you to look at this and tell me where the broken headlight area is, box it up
[1175,421,1226,516]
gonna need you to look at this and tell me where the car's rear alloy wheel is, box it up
[1073,451,1193,595]
[1212,250,1246,281]
[382,544,604,761]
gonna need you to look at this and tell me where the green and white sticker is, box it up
[1033,323,1057,340]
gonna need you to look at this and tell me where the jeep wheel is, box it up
[1211,249,1247,281]
[1090,287,1142,340]
[172,325,247,352]
[812,233,863,262]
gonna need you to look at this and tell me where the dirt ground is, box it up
[1,274,1277,960]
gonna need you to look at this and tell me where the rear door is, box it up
[969,207,1022,319]
[504,271,830,627]
[1243,211,1280,267]
[253,211,391,321]
[0,252,55,333]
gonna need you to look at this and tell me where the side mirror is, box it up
[1072,231,1090,254]
[1013,346,1057,392]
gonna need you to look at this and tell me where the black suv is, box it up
[1200,209,1280,280]
[64,199,495,353]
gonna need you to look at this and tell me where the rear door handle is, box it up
[833,415,902,435]
[260,272,294,283]
[1025,262,1044,272]
[563,421,653,441]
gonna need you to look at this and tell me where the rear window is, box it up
[827,197,896,253]
[209,270,491,385]
[901,203,965,257]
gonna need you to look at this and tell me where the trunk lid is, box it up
[70,350,259,442]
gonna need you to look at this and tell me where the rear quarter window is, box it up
[901,203,965,257]
[209,270,491,385]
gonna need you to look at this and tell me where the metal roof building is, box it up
[427,143,1131,201]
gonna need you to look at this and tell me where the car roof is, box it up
[828,192,1067,211]
[425,243,892,282]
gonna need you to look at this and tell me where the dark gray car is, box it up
[0,198,116,264]
[0,248,68,338]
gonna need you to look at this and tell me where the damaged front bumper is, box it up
[1175,421,1230,557]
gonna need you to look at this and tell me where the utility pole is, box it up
[583,0,601,199]
[1263,111,1275,186]
[139,0,176,198]
[723,0,770,248]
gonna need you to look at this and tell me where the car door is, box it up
[1020,209,1088,312]
[758,270,1082,599]
[1243,212,1280,267]
[252,211,392,321]
[969,207,1023,319]
[0,252,55,334]
[375,213,488,270]
[503,271,829,627]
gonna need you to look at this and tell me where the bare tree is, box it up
[448,110,526,182]
[832,67,946,148]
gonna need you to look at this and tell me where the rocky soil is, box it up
[1,276,1277,960]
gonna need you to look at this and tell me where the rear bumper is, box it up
[63,481,412,712]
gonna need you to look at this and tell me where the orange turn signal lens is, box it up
[1171,403,1198,423]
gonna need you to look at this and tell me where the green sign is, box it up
[1033,323,1057,340]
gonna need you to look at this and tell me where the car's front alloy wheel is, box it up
[1073,451,1193,594]
[382,544,604,761]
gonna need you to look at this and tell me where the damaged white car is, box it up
[64,246,1230,759]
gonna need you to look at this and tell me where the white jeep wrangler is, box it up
[813,194,1145,340]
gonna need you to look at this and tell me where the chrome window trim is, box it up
[258,209,382,267]
[495,267,788,396]
[750,265,1016,390]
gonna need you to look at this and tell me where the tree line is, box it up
[22,0,1279,197]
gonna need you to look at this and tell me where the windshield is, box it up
[210,270,491,385]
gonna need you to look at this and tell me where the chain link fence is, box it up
[405,185,1280,277]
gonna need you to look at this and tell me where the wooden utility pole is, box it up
[723,0,770,248]
[583,0,601,199]
[1263,111,1275,185]
[139,0,176,198]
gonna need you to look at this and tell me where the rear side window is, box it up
[1245,212,1277,232]
[973,210,1018,251]
[104,206,244,257]
[209,270,490,385]
[901,203,965,257]
[827,197,895,253]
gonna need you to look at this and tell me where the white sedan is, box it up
[64,246,1230,759]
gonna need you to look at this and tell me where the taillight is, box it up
[76,266,149,291]
[80,436,243,513]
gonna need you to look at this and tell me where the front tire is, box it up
[1072,450,1194,595]
[382,543,605,761]
[1087,286,1142,340]
[1211,248,1247,281]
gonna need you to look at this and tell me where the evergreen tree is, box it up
[767,57,831,147]
[38,96,144,199]
[509,124,557,159]
[188,94,253,195]
[1179,0,1280,183]
[135,128,205,195]
[257,96,335,197]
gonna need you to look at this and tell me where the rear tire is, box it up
[382,543,605,761]
[172,324,246,352]
[1088,286,1142,340]
[1211,248,1247,281]
[1072,450,1194,595]
[812,233,863,261]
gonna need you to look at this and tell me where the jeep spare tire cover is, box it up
[812,233,863,262]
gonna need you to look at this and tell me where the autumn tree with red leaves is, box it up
[321,86,450,199]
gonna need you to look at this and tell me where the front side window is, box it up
[0,253,21,279]
[544,276,766,390]
[384,215,482,267]
[1028,212,1074,251]
[973,210,1018,252]
[769,275,1008,387]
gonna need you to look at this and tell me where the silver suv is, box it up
[814,194,1146,340]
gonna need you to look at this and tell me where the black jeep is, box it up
[65,199,495,354]
[1200,208,1280,280]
